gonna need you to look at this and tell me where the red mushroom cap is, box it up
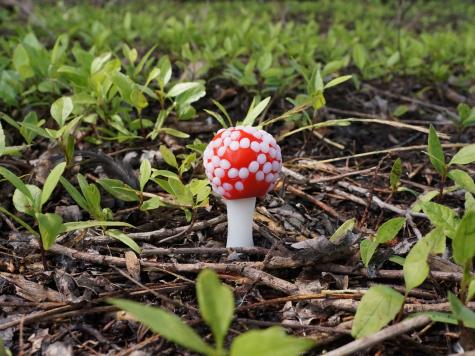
[204,126,282,200]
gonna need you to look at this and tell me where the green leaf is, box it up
[13,44,33,80]
[360,239,379,267]
[351,285,404,339]
[139,159,152,191]
[458,103,471,122]
[468,279,475,302]
[212,99,233,127]
[130,89,148,110]
[108,299,213,355]
[422,202,458,239]
[63,220,133,232]
[160,145,178,169]
[449,144,475,165]
[241,96,271,126]
[205,109,228,129]
[427,125,446,176]
[0,335,12,356]
[466,192,475,213]
[90,52,112,74]
[50,96,73,127]
[448,169,475,194]
[36,213,65,250]
[411,190,439,213]
[167,82,201,97]
[106,229,141,254]
[448,292,475,328]
[134,46,157,77]
[197,269,234,350]
[145,67,160,87]
[155,127,190,139]
[97,179,139,202]
[60,177,89,212]
[156,55,172,88]
[404,228,445,292]
[230,326,314,356]
[40,162,66,208]
[392,105,408,117]
[452,211,475,265]
[141,196,165,211]
[413,312,457,325]
[13,184,41,216]
[168,178,193,205]
[323,75,352,89]
[390,158,402,192]
[352,43,368,71]
[389,256,405,266]
[310,67,324,93]
[0,166,33,203]
[329,218,355,243]
[375,217,406,243]
[386,51,400,67]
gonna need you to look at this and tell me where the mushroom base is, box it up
[225,197,256,248]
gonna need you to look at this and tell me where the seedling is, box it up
[0,165,137,266]
[427,125,475,197]
[109,269,314,355]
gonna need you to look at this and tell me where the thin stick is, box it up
[286,185,342,221]
[323,315,431,356]
[314,263,463,282]
[140,246,269,256]
[316,143,465,164]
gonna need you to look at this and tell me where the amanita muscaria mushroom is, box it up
[204,126,282,247]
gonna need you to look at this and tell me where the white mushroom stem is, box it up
[225,197,256,248]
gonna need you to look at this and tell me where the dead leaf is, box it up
[291,232,359,264]
[125,251,141,281]
[28,328,49,353]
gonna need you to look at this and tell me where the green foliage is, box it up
[351,285,404,338]
[403,228,445,292]
[230,327,314,356]
[449,144,475,166]
[427,125,446,177]
[422,202,458,239]
[109,269,314,355]
[109,299,214,355]
[360,217,406,266]
[454,103,475,133]
[196,269,234,351]
[0,165,136,253]
[389,158,402,192]
[452,211,475,266]
[448,292,475,328]
[0,163,66,250]
[329,218,355,243]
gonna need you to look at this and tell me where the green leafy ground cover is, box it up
[1,1,475,355]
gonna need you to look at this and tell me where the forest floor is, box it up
[1,1,475,355]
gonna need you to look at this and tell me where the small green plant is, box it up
[60,173,113,221]
[453,103,475,135]
[109,269,314,356]
[360,217,406,267]
[0,165,137,263]
[389,157,402,195]
[94,154,210,222]
[427,125,475,196]
[352,193,475,338]
[0,337,12,356]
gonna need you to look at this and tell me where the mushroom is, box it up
[203,126,282,247]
